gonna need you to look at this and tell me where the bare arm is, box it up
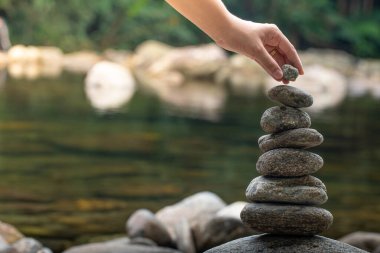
[165,0,304,82]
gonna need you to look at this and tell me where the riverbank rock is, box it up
[241,203,333,235]
[246,176,327,205]
[349,59,380,98]
[258,128,323,152]
[339,231,380,252]
[13,238,43,253]
[215,54,266,95]
[126,209,173,247]
[0,222,24,244]
[63,51,102,74]
[260,106,311,133]
[85,61,136,111]
[204,234,367,253]
[174,219,195,253]
[256,148,323,177]
[216,202,248,220]
[268,85,313,108]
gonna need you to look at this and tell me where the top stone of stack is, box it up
[268,85,313,108]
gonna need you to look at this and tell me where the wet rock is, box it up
[156,192,226,240]
[13,238,43,253]
[126,209,173,247]
[339,231,380,252]
[194,216,252,252]
[216,202,248,220]
[174,219,195,253]
[240,203,333,235]
[282,65,299,81]
[258,128,323,152]
[246,175,327,205]
[204,234,367,253]
[256,148,323,177]
[0,221,24,243]
[260,106,311,133]
[85,61,136,111]
[268,85,312,108]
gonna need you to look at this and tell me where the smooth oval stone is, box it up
[256,148,323,177]
[260,106,311,133]
[246,175,328,205]
[282,64,299,81]
[204,234,367,253]
[258,128,323,152]
[268,85,312,108]
[240,203,333,236]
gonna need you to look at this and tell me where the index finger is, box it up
[278,33,304,75]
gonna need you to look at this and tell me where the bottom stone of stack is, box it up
[241,203,333,236]
[204,234,367,253]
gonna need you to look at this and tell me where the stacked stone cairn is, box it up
[240,84,334,236]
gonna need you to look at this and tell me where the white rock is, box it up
[216,201,248,220]
[85,61,136,111]
[265,65,347,112]
[349,59,380,98]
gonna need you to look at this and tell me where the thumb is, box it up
[254,47,283,80]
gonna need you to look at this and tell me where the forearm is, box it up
[165,0,233,44]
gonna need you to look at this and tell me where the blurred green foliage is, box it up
[0,0,379,57]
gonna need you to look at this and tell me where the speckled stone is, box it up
[245,175,328,205]
[256,148,323,177]
[268,85,313,108]
[240,203,333,235]
[204,234,367,253]
[258,128,323,152]
[282,64,299,81]
[260,106,311,134]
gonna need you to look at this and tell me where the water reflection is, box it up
[84,61,136,112]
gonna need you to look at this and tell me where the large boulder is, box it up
[265,65,347,112]
[174,219,196,253]
[215,54,266,95]
[63,51,102,74]
[63,238,180,253]
[126,209,174,248]
[85,61,136,111]
[156,192,226,241]
[339,231,380,252]
[205,234,367,253]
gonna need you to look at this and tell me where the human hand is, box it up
[215,16,304,83]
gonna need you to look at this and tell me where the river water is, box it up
[0,73,379,251]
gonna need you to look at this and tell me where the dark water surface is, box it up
[0,74,379,251]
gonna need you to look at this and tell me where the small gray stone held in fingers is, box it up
[260,106,311,133]
[268,85,313,108]
[282,64,299,81]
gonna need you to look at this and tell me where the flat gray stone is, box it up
[268,85,312,108]
[246,175,328,205]
[256,148,323,177]
[258,128,323,152]
[204,234,367,253]
[260,106,311,134]
[240,203,333,236]
[282,64,299,81]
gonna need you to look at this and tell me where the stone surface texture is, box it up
[241,203,333,235]
[204,234,367,253]
[282,64,299,81]
[258,128,323,152]
[260,106,311,133]
[256,148,324,177]
[268,85,312,108]
[246,176,327,205]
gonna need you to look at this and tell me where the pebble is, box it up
[260,106,311,133]
[126,209,174,248]
[258,128,323,152]
[240,203,333,235]
[204,234,367,253]
[256,148,323,177]
[245,175,328,205]
[268,85,313,108]
[282,64,299,81]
